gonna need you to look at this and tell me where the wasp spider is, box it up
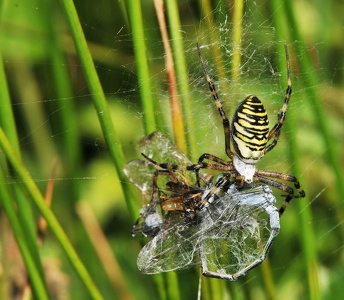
[142,44,305,216]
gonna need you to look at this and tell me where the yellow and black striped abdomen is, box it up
[231,95,269,163]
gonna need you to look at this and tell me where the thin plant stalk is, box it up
[284,2,328,300]
[151,274,168,300]
[199,0,231,109]
[76,201,136,300]
[260,258,276,300]
[58,0,139,219]
[24,159,58,296]
[126,1,169,299]
[49,7,82,202]
[0,50,47,292]
[0,49,50,293]
[122,17,168,300]
[0,56,20,153]
[284,1,344,204]
[165,272,181,300]
[0,128,103,300]
[231,0,244,87]
[0,168,49,300]
[37,159,58,244]
[270,0,320,298]
[154,0,187,154]
[127,0,157,135]
[165,0,198,160]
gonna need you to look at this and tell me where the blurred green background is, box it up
[0,0,343,299]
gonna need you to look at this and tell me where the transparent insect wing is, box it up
[123,132,198,197]
[124,131,207,237]
[139,132,203,185]
[138,132,192,165]
[137,184,280,278]
[123,159,156,199]
[137,218,200,274]
[200,185,280,280]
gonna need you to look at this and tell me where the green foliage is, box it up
[0,0,343,299]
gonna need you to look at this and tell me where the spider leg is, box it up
[256,169,305,197]
[197,44,234,159]
[264,45,292,155]
[150,169,180,193]
[197,153,230,165]
[142,153,234,173]
[255,172,305,216]
[195,153,231,186]
[254,176,293,216]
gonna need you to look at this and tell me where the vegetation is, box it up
[0,0,343,299]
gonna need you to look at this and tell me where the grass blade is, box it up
[58,0,139,218]
[127,0,157,135]
[0,127,103,300]
[0,49,48,295]
[0,168,49,300]
[165,0,198,159]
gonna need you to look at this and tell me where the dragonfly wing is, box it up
[123,159,156,198]
[138,132,212,185]
[124,132,200,197]
[138,132,192,165]
[199,185,280,280]
[137,220,200,274]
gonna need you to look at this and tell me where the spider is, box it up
[128,133,280,280]
[142,44,305,216]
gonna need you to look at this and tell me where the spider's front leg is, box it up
[197,44,234,160]
[264,45,292,155]
[141,153,234,179]
[195,153,231,186]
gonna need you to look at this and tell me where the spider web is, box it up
[1,1,343,298]
[131,4,309,171]
[136,184,279,281]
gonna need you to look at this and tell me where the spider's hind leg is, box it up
[255,172,305,216]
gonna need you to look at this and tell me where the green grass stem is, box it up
[231,0,244,86]
[284,1,344,204]
[0,56,20,153]
[285,1,341,299]
[165,0,198,160]
[270,1,321,299]
[127,0,157,135]
[284,4,344,298]
[0,127,103,300]
[48,10,81,200]
[58,0,139,218]
[0,167,49,299]
[125,1,170,298]
[0,49,47,292]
